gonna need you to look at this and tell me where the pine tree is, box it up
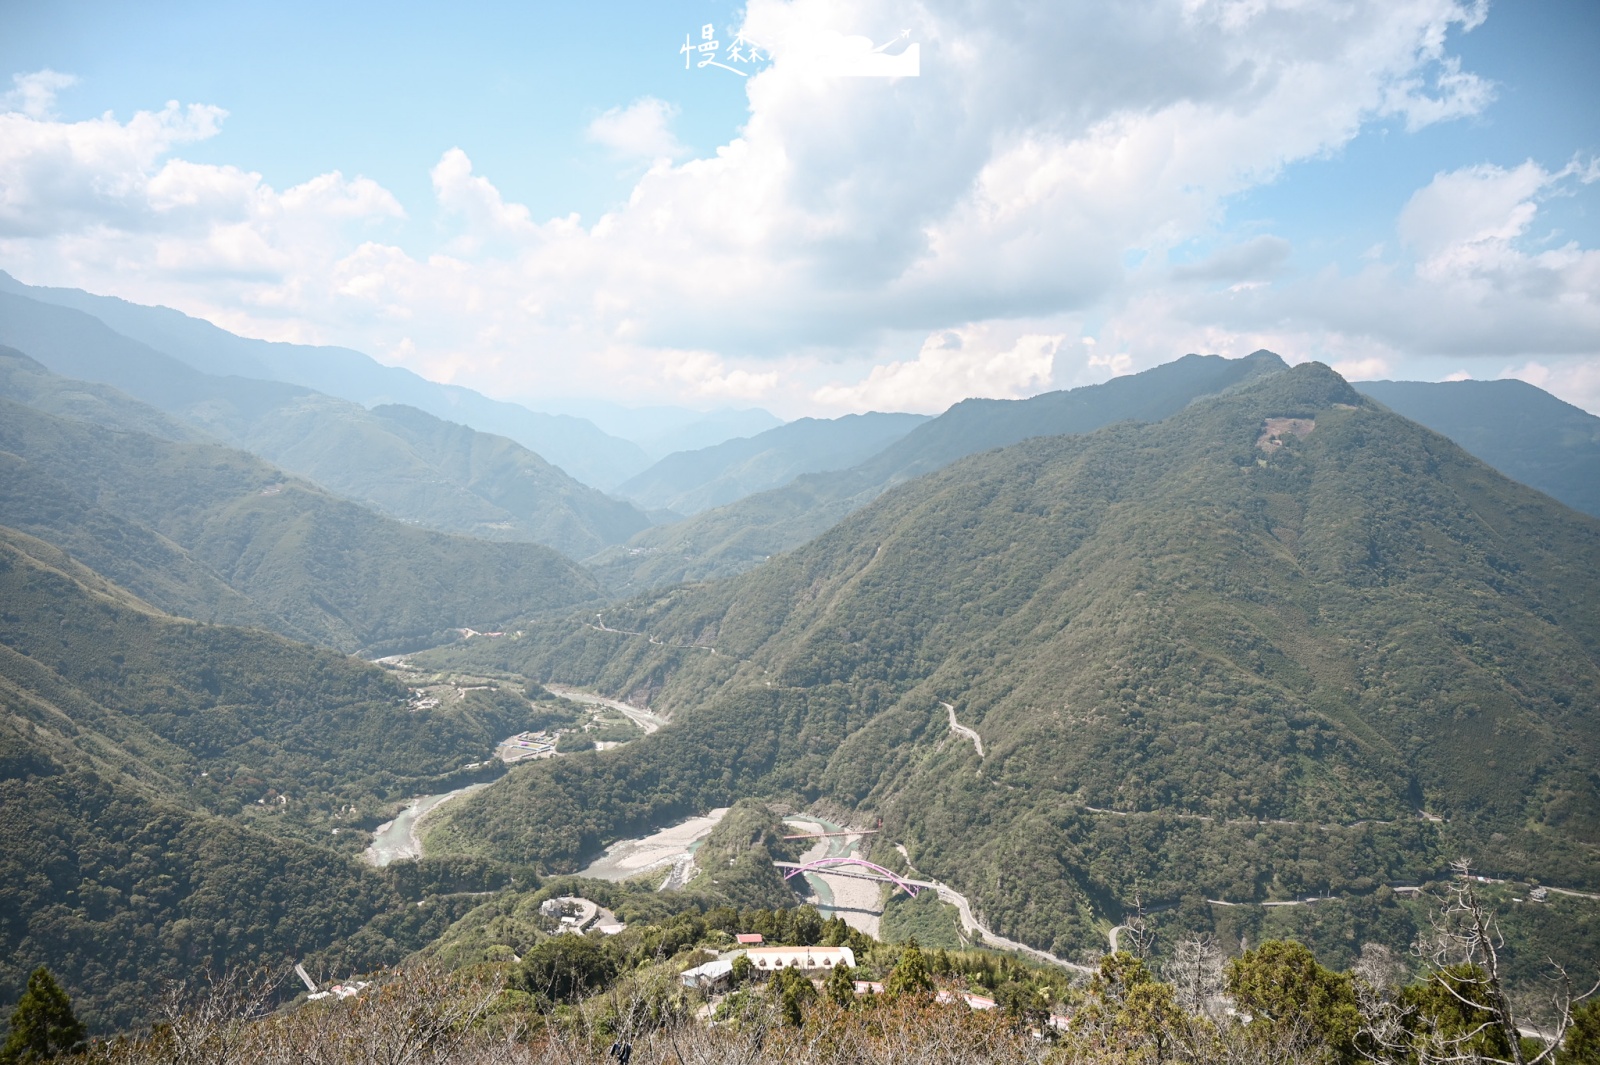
[824,961,856,1008]
[1,968,86,1064]
[771,968,815,1026]
[885,939,934,997]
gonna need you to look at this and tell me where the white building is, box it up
[679,959,735,990]
[743,946,855,973]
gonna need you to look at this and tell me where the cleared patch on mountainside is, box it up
[1257,416,1315,452]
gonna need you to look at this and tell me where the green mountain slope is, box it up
[0,294,651,556]
[0,374,599,651]
[1355,378,1600,517]
[0,527,535,1030]
[589,351,1286,590]
[0,450,285,635]
[421,363,1600,963]
[0,270,650,489]
[615,411,929,514]
[364,403,648,551]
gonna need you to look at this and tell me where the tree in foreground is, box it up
[884,940,934,997]
[0,967,86,1064]
[823,961,856,1008]
[1355,860,1599,1065]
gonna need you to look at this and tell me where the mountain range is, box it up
[0,271,657,489]
[615,411,931,516]
[589,350,1288,590]
[423,361,1600,965]
[0,350,598,651]
[2,274,1598,1029]
[0,520,544,1031]
[1355,378,1600,518]
[0,292,653,558]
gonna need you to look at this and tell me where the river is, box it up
[363,782,488,867]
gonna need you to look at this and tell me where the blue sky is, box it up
[2,0,1598,415]
[0,1,759,225]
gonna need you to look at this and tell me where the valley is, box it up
[8,10,1600,1057]
[2,302,1598,1040]
[415,360,1600,982]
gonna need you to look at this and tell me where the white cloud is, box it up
[813,326,1060,412]
[5,0,1584,416]
[3,70,77,119]
[1500,359,1600,412]
[1332,356,1391,380]
[1382,55,1496,132]
[586,98,686,160]
[1398,161,1548,270]
[660,351,782,400]
[1172,236,1292,284]
[0,95,227,237]
[1288,161,1600,358]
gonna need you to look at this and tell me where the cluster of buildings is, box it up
[499,730,557,762]
[294,963,369,1003]
[676,936,1070,1028]
[540,895,625,935]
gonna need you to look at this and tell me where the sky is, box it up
[1,0,1598,418]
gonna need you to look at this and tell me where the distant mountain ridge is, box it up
[0,270,651,488]
[1355,378,1600,517]
[616,411,931,515]
[0,294,652,557]
[0,352,599,651]
[590,350,1288,590]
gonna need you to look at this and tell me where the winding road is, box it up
[942,702,985,757]
[911,874,1093,974]
[884,843,1092,973]
[545,684,670,734]
[588,614,718,655]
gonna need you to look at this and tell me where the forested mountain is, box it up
[0,295,652,556]
[422,363,1600,965]
[1356,378,1600,517]
[0,525,535,1030]
[0,271,649,489]
[0,358,599,651]
[615,412,929,515]
[589,351,1287,590]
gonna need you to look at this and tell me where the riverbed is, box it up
[784,816,883,937]
[576,808,729,882]
[363,782,488,867]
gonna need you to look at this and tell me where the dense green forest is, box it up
[587,351,1285,590]
[421,363,1600,972]
[0,524,552,1029]
[681,800,808,909]
[0,354,599,651]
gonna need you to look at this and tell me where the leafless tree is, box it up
[1165,935,1226,1020]
[146,965,285,1065]
[1121,888,1156,960]
[1402,859,1599,1065]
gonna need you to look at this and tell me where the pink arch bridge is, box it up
[781,857,922,897]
